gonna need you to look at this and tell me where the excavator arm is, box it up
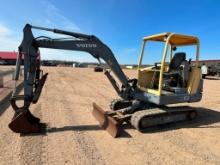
[16,24,137,105]
[9,24,137,134]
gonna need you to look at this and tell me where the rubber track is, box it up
[131,108,196,131]
[131,108,166,130]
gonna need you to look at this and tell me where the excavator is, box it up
[9,24,203,137]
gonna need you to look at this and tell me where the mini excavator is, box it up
[9,24,203,137]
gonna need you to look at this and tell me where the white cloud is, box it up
[0,23,19,51]
[0,24,11,37]
[31,1,96,62]
[0,2,98,62]
[36,1,80,32]
[123,48,137,54]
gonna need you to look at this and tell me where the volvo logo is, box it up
[76,44,97,48]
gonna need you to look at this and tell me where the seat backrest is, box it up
[169,52,186,71]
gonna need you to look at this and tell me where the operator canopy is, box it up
[143,32,199,46]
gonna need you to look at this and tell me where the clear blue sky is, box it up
[0,0,219,64]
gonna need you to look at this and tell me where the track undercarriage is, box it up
[92,99,197,137]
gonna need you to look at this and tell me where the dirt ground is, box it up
[0,66,220,165]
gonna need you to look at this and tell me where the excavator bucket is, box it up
[92,103,121,137]
[8,110,46,134]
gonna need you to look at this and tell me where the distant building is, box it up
[125,65,134,69]
[192,59,220,67]
[87,64,97,68]
[0,51,40,65]
[0,51,19,65]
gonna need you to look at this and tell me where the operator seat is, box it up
[163,52,189,92]
[166,52,186,74]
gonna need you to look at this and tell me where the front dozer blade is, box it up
[92,103,121,138]
[8,110,46,134]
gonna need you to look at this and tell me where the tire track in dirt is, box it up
[19,103,45,165]
[0,107,21,165]
[54,69,105,165]
[61,98,104,165]
[69,74,111,102]
[30,68,105,164]
[39,74,72,165]
[159,130,220,164]
[63,68,117,109]
[156,108,220,164]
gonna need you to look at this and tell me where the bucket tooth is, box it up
[8,110,46,134]
[92,102,121,138]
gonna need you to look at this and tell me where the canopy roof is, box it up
[143,32,199,46]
